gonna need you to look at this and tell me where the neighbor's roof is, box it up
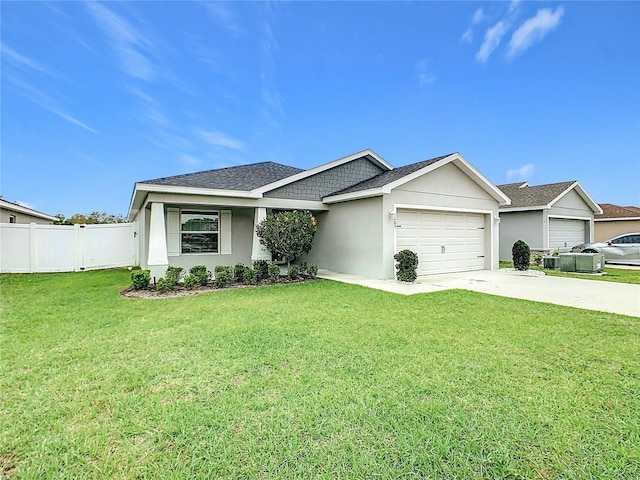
[596,203,640,220]
[141,162,304,191]
[0,197,57,221]
[327,154,450,196]
[497,181,577,208]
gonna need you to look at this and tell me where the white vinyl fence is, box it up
[0,223,138,273]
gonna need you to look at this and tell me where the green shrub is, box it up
[234,263,245,283]
[214,270,232,288]
[307,264,318,279]
[183,274,199,290]
[394,249,418,282]
[533,253,543,267]
[131,269,151,290]
[155,277,172,293]
[512,240,531,271]
[268,263,281,283]
[165,266,184,288]
[289,264,300,280]
[214,265,228,274]
[253,260,269,281]
[255,210,318,276]
[298,262,308,275]
[243,267,257,285]
[552,248,561,257]
[190,265,211,286]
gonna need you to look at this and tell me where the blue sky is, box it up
[2,1,639,218]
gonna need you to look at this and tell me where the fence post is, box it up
[29,223,37,273]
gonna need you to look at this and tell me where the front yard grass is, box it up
[1,270,639,479]
[500,261,640,284]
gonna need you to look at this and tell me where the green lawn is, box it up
[1,270,639,479]
[499,262,640,284]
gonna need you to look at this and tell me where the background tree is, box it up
[255,211,318,274]
[54,211,125,225]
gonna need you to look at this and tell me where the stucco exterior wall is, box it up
[264,158,385,201]
[308,196,384,278]
[498,210,544,261]
[595,219,640,242]
[0,208,54,224]
[550,189,593,217]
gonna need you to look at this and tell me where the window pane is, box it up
[181,212,218,232]
[181,233,218,253]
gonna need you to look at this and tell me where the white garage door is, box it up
[396,209,486,275]
[549,218,586,249]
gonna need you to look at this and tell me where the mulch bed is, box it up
[121,277,314,299]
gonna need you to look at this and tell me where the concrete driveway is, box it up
[318,269,640,317]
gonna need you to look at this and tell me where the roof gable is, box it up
[0,198,57,221]
[324,153,511,205]
[497,180,601,213]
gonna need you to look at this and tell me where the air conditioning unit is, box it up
[575,253,605,273]
[559,253,577,272]
[543,256,560,270]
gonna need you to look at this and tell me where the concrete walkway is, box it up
[317,269,640,317]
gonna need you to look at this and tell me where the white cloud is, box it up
[508,0,522,15]
[507,7,564,59]
[205,2,245,35]
[195,130,245,151]
[473,8,487,24]
[507,163,535,181]
[415,58,436,87]
[86,2,156,81]
[476,21,509,63]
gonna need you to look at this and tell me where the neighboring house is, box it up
[594,203,640,242]
[128,149,510,280]
[496,181,602,261]
[0,197,57,225]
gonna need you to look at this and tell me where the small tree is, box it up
[512,240,531,271]
[255,211,318,275]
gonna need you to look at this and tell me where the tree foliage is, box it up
[255,211,318,273]
[512,239,531,271]
[54,211,125,225]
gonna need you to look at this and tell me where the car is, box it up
[570,232,640,265]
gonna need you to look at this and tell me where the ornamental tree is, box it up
[255,210,318,275]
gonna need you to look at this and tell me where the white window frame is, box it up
[8,214,16,223]
[180,210,220,255]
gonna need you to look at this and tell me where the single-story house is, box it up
[496,181,602,261]
[0,197,57,225]
[127,150,511,280]
[594,203,640,242]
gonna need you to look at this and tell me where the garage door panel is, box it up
[396,209,486,275]
[549,218,586,249]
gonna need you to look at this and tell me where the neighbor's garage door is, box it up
[549,218,586,249]
[396,209,486,275]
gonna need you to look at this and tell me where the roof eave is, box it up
[322,187,384,204]
[0,199,57,221]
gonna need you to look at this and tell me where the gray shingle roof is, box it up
[141,162,304,191]
[327,154,452,197]
[497,181,576,209]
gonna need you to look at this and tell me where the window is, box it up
[8,215,16,223]
[612,234,640,245]
[180,211,218,253]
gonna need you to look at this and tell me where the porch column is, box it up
[147,202,169,280]
[251,207,271,262]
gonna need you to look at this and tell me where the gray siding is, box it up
[499,210,544,261]
[264,158,385,201]
[308,197,384,278]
